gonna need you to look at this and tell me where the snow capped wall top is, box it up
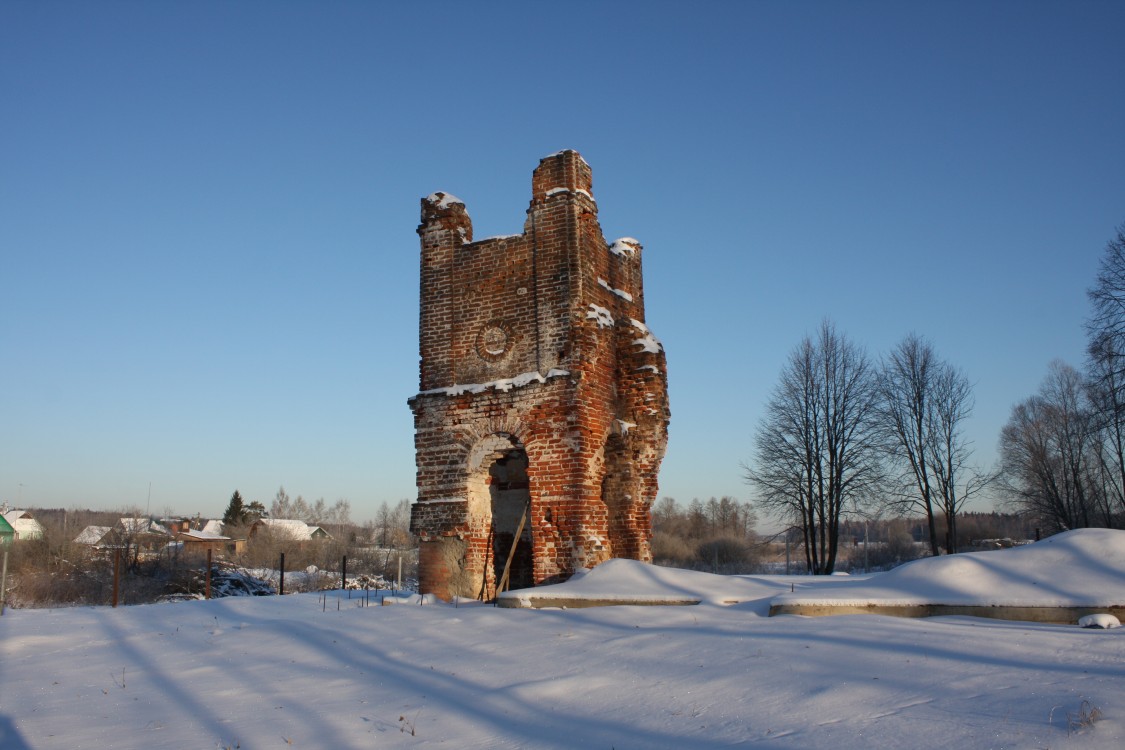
[421,190,472,234]
[425,192,465,209]
[541,149,590,168]
[609,238,641,257]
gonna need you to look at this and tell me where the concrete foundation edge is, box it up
[497,596,701,609]
[767,602,1125,623]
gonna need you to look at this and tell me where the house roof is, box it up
[179,530,230,542]
[253,519,330,540]
[74,525,112,545]
[201,519,225,535]
[117,518,170,535]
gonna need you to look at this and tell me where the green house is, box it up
[0,514,14,545]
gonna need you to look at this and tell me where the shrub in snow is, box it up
[1066,700,1103,736]
[205,567,275,597]
[343,573,393,590]
[1078,613,1120,629]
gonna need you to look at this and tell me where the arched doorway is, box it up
[489,449,533,593]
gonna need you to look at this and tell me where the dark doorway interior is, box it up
[490,449,532,592]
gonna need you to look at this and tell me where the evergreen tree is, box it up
[222,490,248,526]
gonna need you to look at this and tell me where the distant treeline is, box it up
[651,496,760,573]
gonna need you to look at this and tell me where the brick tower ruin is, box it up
[408,150,670,601]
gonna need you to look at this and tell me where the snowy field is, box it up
[1,530,1122,749]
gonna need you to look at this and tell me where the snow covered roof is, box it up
[74,525,112,545]
[201,519,224,535]
[117,518,170,536]
[179,530,231,542]
[253,519,330,541]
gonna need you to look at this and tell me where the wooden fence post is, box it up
[496,504,529,598]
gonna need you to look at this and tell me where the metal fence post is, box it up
[113,548,121,607]
[0,547,9,616]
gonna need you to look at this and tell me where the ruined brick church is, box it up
[408,150,670,601]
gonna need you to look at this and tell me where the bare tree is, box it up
[317,499,352,539]
[879,335,941,554]
[290,496,311,522]
[374,500,412,548]
[746,321,883,573]
[1086,224,1125,382]
[310,498,328,524]
[1084,225,1125,528]
[879,335,985,554]
[999,361,1099,532]
[271,487,294,519]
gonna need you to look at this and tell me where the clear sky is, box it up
[2,1,1123,522]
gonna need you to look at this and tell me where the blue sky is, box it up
[2,1,1123,522]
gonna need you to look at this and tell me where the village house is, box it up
[72,518,174,561]
[1,508,45,541]
[0,515,15,545]
[176,529,246,558]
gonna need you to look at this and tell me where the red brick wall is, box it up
[409,151,670,600]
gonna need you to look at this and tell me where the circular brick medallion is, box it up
[476,321,515,361]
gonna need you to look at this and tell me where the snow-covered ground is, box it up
[1,530,1122,749]
[769,528,1125,609]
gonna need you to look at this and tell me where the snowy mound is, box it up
[1079,613,1121,628]
[772,528,1125,608]
[499,558,790,611]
